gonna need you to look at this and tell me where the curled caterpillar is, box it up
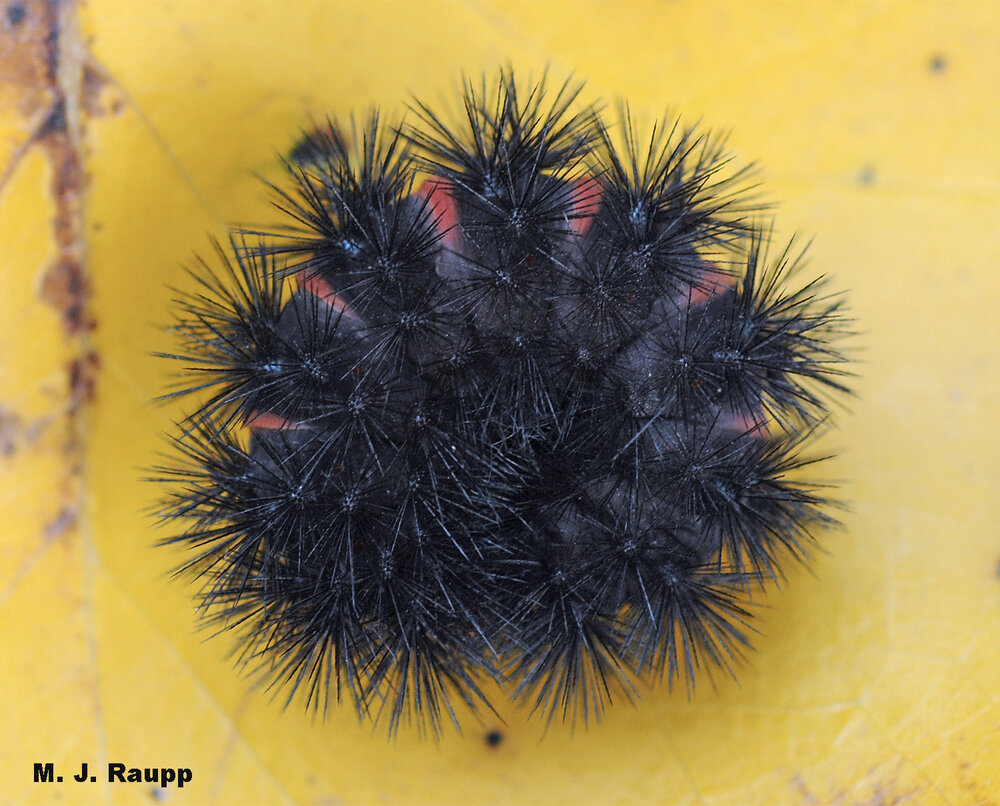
[157,69,850,736]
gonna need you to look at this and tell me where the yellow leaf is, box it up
[2,1,998,804]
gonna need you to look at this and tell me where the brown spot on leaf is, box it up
[18,2,101,409]
[40,257,91,334]
[81,62,109,115]
[0,1,54,99]
[68,351,100,414]
[1,2,92,339]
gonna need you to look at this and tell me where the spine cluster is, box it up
[159,71,849,734]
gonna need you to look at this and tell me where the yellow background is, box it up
[1,1,998,804]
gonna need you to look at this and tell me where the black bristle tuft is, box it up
[156,69,852,736]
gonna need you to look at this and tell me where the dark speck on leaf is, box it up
[6,3,26,26]
[485,730,504,748]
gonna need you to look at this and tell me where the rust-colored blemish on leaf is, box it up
[40,255,91,333]
[0,1,54,110]
[1,2,93,340]
[35,13,89,338]
[0,1,58,196]
[2,1,97,530]
[81,61,111,116]
[67,350,99,414]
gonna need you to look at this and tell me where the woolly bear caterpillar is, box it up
[156,68,850,737]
